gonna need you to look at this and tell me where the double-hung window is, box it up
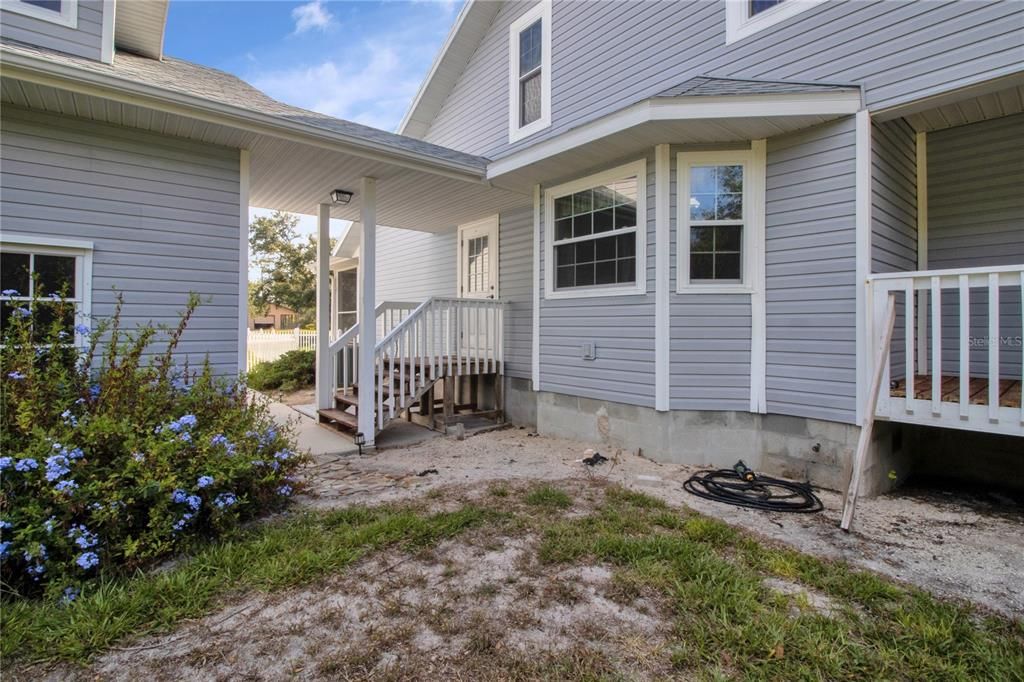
[545,159,647,299]
[0,235,93,342]
[4,0,78,28]
[509,1,551,142]
[677,149,764,294]
[724,0,824,44]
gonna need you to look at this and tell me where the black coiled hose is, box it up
[683,465,824,513]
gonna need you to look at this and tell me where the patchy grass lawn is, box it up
[4,481,1022,681]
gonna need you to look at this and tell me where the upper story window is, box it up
[677,149,765,294]
[508,1,552,143]
[725,0,823,44]
[544,159,647,299]
[3,0,78,28]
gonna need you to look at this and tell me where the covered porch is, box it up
[868,74,1024,437]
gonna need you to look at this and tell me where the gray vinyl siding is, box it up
[670,144,751,411]
[374,226,456,304]
[0,0,104,61]
[423,0,1023,158]
[927,113,1024,380]
[538,150,656,407]
[0,106,242,375]
[765,117,858,424]
[871,118,918,380]
[499,207,533,380]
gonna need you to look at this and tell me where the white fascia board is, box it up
[0,50,489,184]
[487,90,862,180]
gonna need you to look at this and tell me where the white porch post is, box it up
[358,177,377,445]
[315,203,332,410]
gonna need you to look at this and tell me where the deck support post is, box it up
[315,202,332,411]
[358,177,378,446]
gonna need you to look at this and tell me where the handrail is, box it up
[867,263,1024,282]
[328,301,420,353]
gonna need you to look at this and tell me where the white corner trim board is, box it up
[654,144,670,412]
[238,149,251,373]
[749,139,767,414]
[531,183,541,390]
[100,0,115,64]
[854,110,873,424]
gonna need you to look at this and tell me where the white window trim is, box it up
[724,0,824,45]
[0,233,94,345]
[676,149,765,295]
[4,0,78,28]
[508,0,552,144]
[544,158,647,300]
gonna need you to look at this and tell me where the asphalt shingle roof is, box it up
[656,75,859,98]
[0,40,490,172]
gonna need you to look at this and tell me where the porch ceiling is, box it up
[874,72,1024,133]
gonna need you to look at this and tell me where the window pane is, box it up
[23,0,62,11]
[690,193,715,221]
[612,178,637,204]
[595,234,617,261]
[593,208,614,233]
[593,185,614,210]
[719,165,743,194]
[1,252,31,296]
[340,270,357,310]
[717,193,742,220]
[614,204,636,230]
[33,302,75,342]
[573,190,592,215]
[574,263,595,287]
[35,254,76,297]
[717,225,742,252]
[554,195,574,219]
[575,240,595,264]
[555,217,573,241]
[556,244,575,267]
[1,301,26,336]
[690,226,714,252]
[690,166,717,194]
[616,258,635,284]
[691,253,714,280]
[556,266,574,289]
[339,312,357,331]
[520,72,542,126]
[750,0,784,16]
[617,233,635,258]
[595,260,616,285]
[716,253,742,280]
[519,20,542,74]
[573,213,592,238]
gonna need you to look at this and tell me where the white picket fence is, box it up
[246,329,316,368]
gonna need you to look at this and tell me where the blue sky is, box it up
[164,1,462,263]
[165,0,461,133]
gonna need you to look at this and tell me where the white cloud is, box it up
[249,43,424,131]
[291,0,335,35]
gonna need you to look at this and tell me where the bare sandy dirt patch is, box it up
[304,427,1024,618]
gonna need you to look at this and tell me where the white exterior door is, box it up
[458,216,499,300]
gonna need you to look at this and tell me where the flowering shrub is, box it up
[0,290,305,600]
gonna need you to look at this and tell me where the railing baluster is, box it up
[959,275,970,420]
[399,331,405,414]
[930,276,942,415]
[905,282,915,414]
[988,273,999,422]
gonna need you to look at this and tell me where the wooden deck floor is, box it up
[890,375,1022,408]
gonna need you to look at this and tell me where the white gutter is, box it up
[1,48,490,184]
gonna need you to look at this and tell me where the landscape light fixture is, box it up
[353,431,366,455]
[331,189,354,205]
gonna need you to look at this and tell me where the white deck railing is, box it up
[329,301,419,398]
[372,297,505,430]
[867,264,1023,436]
[247,329,316,367]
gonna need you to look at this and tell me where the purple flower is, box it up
[7,371,26,380]
[0,541,10,557]
[185,494,202,511]
[60,410,78,426]
[132,452,145,463]
[273,450,293,461]
[15,458,38,472]
[62,586,79,603]
[74,324,90,335]
[213,492,237,509]
[55,479,79,494]
[13,307,30,318]
[197,475,214,489]
[178,414,197,428]
[178,432,192,443]
[276,485,293,497]
[67,524,99,549]
[1,289,19,296]
[172,513,194,532]
[210,434,229,447]
[0,520,11,531]
[45,454,71,481]
[171,489,188,504]
[0,457,11,470]
[76,551,99,570]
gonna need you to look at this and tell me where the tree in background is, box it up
[249,211,329,327]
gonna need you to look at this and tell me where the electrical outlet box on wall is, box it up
[581,342,596,361]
